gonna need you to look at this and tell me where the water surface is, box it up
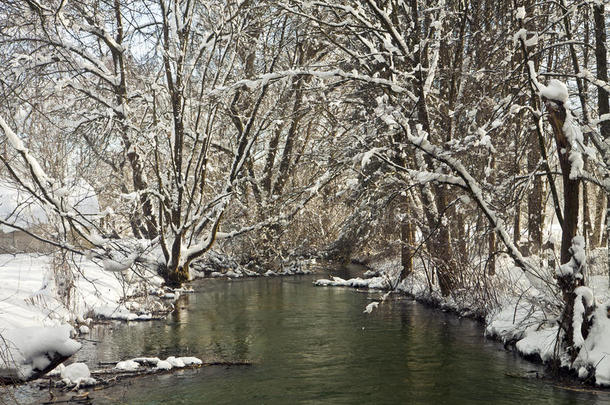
[11,266,610,404]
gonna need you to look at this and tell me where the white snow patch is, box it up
[166,356,185,368]
[115,360,140,371]
[539,79,569,104]
[155,360,172,370]
[179,357,202,366]
[363,302,379,314]
[314,276,390,290]
[0,325,81,380]
[515,327,559,362]
[61,362,96,387]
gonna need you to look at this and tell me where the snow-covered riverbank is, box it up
[314,249,610,387]
[0,251,177,381]
[0,249,315,382]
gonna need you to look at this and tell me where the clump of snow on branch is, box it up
[525,65,585,179]
[515,6,526,20]
[539,79,569,104]
[557,236,586,278]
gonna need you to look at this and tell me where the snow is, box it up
[576,306,610,385]
[361,148,382,169]
[60,362,96,387]
[512,28,527,47]
[557,236,586,277]
[363,302,379,314]
[166,356,185,368]
[154,360,172,370]
[0,250,173,380]
[125,356,202,369]
[516,6,526,20]
[0,325,81,380]
[131,357,161,366]
[539,79,569,104]
[563,109,585,180]
[575,286,594,307]
[179,357,203,366]
[0,252,165,329]
[314,276,390,289]
[115,359,140,371]
[515,327,558,362]
[0,246,182,383]
[573,292,587,348]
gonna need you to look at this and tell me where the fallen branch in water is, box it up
[41,392,92,404]
[35,358,253,393]
[96,360,251,368]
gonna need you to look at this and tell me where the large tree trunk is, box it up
[546,97,582,350]
[593,4,610,278]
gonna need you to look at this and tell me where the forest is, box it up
[0,0,608,402]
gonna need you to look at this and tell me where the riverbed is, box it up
[8,265,610,404]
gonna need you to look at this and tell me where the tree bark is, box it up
[546,97,582,351]
[527,128,543,254]
[400,204,415,281]
[593,4,609,278]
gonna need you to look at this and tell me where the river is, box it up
[9,265,610,404]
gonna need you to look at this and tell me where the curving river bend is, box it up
[11,265,610,404]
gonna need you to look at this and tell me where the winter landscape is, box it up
[0,0,609,404]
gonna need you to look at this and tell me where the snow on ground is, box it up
[0,325,80,381]
[0,250,171,380]
[315,248,610,386]
[0,252,166,331]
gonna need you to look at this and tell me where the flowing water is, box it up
[10,265,610,404]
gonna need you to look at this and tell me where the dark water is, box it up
[10,266,610,404]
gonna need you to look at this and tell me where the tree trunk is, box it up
[546,97,582,351]
[591,189,606,248]
[433,187,454,296]
[546,100,579,265]
[593,4,610,278]
[400,205,415,281]
[527,130,543,254]
[489,231,496,276]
